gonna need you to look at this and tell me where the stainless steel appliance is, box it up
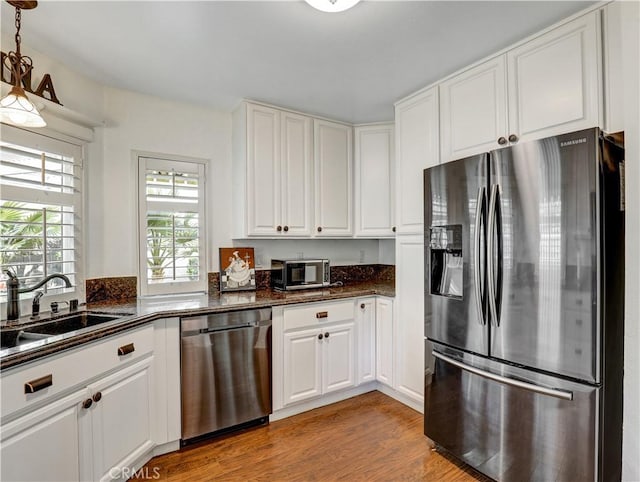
[181,308,272,443]
[271,258,330,291]
[424,128,625,481]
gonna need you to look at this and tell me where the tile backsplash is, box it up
[86,276,137,303]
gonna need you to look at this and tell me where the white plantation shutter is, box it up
[138,156,206,295]
[0,124,82,297]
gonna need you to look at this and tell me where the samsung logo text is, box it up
[560,138,587,147]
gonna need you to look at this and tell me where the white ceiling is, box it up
[1,1,595,124]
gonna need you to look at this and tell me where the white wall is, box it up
[235,238,380,269]
[378,239,396,265]
[91,87,232,278]
[621,2,640,480]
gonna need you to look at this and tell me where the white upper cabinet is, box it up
[245,103,281,236]
[281,111,313,236]
[394,86,439,235]
[233,102,313,237]
[440,56,508,161]
[507,11,600,142]
[439,11,600,162]
[354,124,395,237]
[314,119,353,237]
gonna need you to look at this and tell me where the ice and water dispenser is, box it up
[429,225,463,299]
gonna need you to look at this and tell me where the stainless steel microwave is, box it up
[271,259,330,291]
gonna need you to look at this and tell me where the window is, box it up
[138,155,206,296]
[1,124,83,300]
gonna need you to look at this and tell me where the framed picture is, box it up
[219,247,256,292]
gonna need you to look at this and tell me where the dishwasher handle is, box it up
[198,322,254,334]
[182,319,272,337]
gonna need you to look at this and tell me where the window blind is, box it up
[138,156,206,295]
[1,127,82,297]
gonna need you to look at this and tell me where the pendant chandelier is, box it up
[304,0,361,13]
[0,0,46,128]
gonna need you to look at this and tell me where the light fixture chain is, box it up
[14,7,22,55]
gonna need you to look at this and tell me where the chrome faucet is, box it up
[3,270,73,321]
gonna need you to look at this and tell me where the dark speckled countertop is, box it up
[0,282,394,371]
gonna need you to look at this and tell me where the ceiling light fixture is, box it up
[304,0,361,13]
[0,0,46,128]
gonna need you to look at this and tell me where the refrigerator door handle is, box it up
[487,183,501,326]
[474,187,486,325]
[432,351,574,401]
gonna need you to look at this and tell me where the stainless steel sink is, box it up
[25,312,121,336]
[1,312,132,350]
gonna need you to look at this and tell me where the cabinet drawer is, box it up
[1,325,153,419]
[284,300,355,331]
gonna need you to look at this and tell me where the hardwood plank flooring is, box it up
[140,391,490,481]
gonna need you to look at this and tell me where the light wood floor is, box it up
[141,391,489,481]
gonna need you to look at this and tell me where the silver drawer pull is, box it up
[25,374,53,394]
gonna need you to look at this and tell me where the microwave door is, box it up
[424,153,488,357]
[304,265,317,283]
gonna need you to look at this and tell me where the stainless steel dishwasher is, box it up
[180,308,272,443]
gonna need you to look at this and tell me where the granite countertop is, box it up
[0,281,394,370]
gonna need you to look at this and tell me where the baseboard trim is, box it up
[376,383,424,413]
[153,440,180,456]
[271,383,377,421]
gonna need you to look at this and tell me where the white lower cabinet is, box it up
[283,321,356,406]
[356,298,376,384]
[1,390,85,482]
[283,327,323,405]
[87,358,154,481]
[375,297,394,388]
[281,300,357,407]
[0,356,153,482]
[322,323,356,393]
[0,326,157,482]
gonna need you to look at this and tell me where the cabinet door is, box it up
[281,112,313,236]
[283,328,323,405]
[507,11,599,143]
[375,297,394,387]
[88,358,154,482]
[394,86,439,235]
[395,235,425,403]
[356,298,376,384]
[247,103,281,236]
[354,125,395,237]
[440,56,507,161]
[602,3,624,133]
[323,322,356,394]
[314,119,353,236]
[0,390,85,482]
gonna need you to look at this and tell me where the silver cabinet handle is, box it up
[487,183,500,326]
[433,352,573,401]
[474,187,486,325]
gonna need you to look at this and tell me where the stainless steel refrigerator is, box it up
[423,128,624,482]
